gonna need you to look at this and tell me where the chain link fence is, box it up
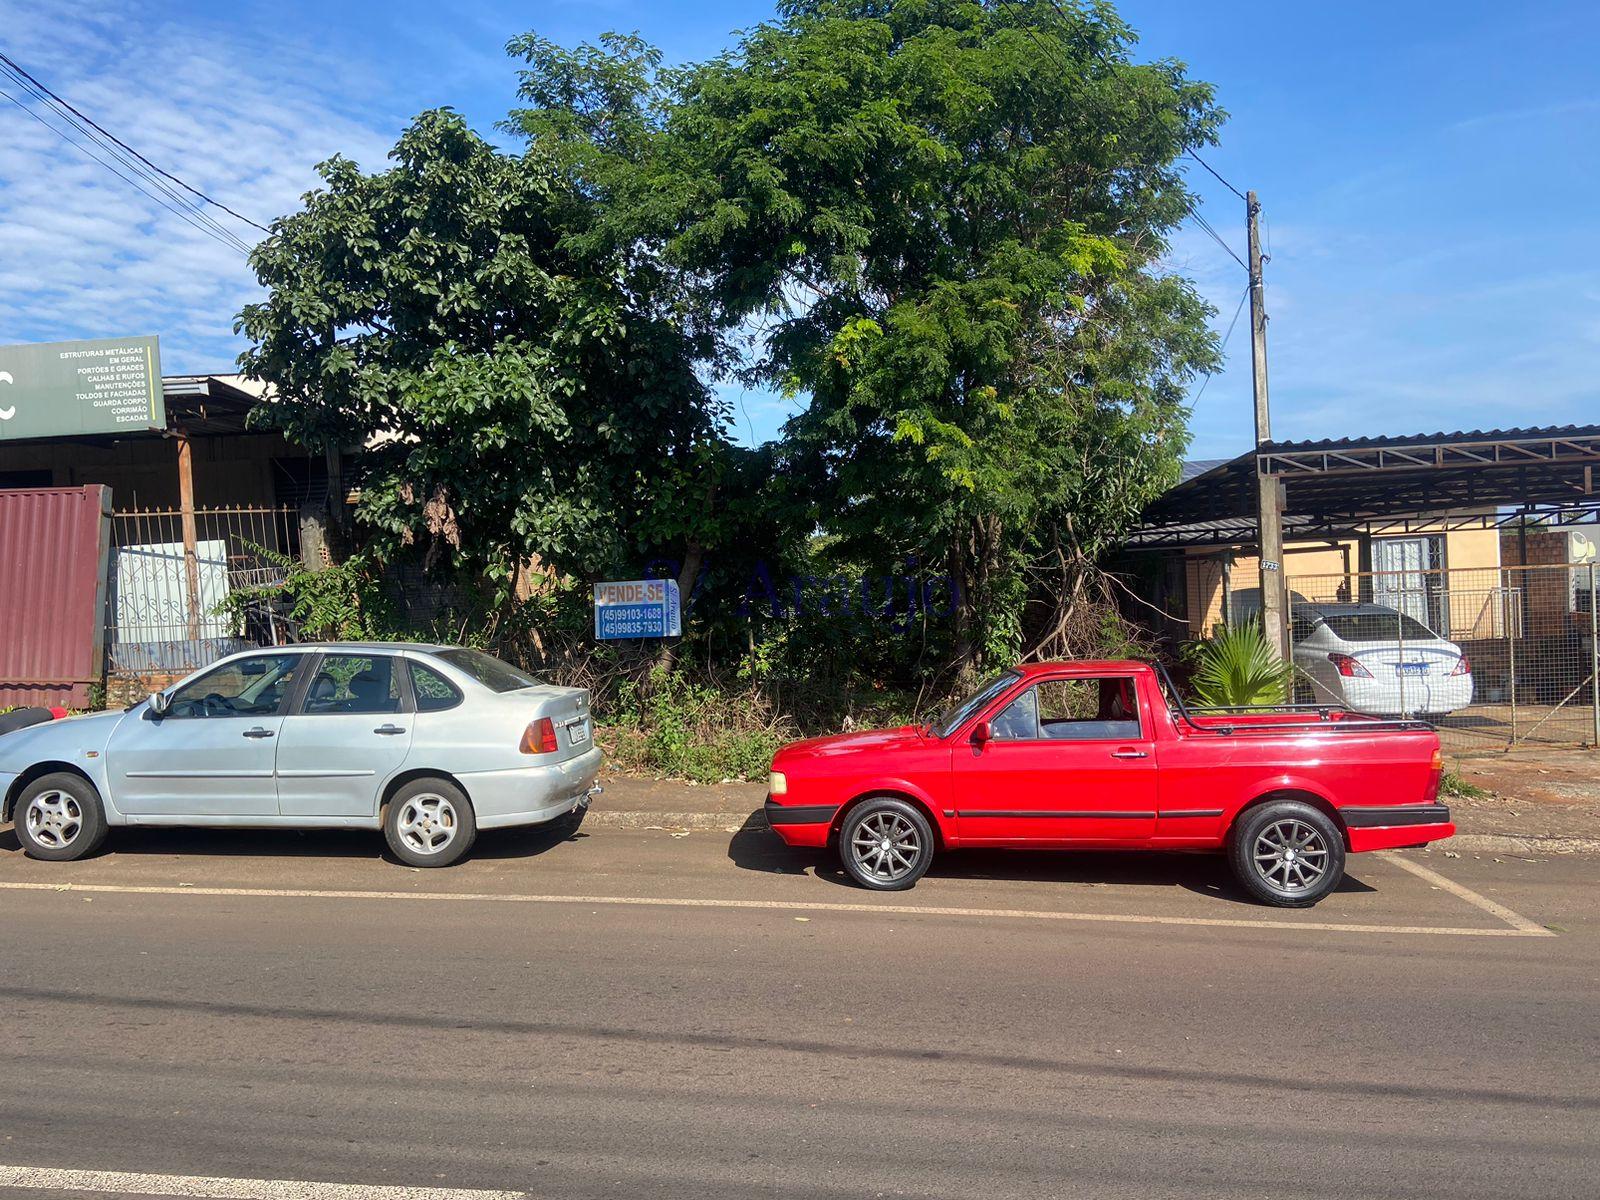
[1285,562,1600,751]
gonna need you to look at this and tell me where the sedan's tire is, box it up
[1228,800,1346,908]
[838,797,935,892]
[384,778,476,867]
[13,772,109,862]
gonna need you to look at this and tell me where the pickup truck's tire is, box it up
[13,772,109,862]
[1229,800,1345,908]
[384,778,476,867]
[838,797,934,891]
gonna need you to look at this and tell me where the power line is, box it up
[0,82,254,255]
[1191,284,1250,404]
[1185,148,1246,202]
[0,50,269,246]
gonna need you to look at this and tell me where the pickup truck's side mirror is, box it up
[146,691,171,719]
[971,720,992,745]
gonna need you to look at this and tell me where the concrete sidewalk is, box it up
[589,766,1600,855]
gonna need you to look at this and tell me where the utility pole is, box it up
[1248,190,1288,659]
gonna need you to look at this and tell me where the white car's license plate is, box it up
[567,719,591,746]
[1395,662,1429,676]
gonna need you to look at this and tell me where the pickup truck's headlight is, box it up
[768,771,787,796]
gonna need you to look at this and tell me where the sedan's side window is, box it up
[302,655,404,716]
[409,662,463,713]
[166,654,304,719]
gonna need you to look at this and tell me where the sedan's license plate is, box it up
[567,719,591,745]
[1395,662,1429,676]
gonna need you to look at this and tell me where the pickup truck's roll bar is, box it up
[1150,660,1435,737]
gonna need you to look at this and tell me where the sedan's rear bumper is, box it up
[465,746,604,829]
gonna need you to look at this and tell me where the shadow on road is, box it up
[726,812,1377,906]
[0,812,589,867]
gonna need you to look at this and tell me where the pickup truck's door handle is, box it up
[374,724,407,736]
[1110,748,1148,759]
[242,727,275,739]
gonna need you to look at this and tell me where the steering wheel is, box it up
[202,693,233,716]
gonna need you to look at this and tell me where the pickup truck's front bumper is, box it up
[764,798,839,848]
[1343,803,1454,852]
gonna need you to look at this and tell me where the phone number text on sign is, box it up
[594,579,682,640]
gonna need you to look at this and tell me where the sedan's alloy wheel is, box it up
[849,810,922,884]
[396,793,458,856]
[25,790,83,850]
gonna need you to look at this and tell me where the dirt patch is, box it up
[1448,750,1600,842]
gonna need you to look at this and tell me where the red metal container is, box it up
[0,485,112,708]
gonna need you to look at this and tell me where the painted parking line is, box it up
[0,1164,523,1200]
[0,876,1554,937]
[1377,850,1550,934]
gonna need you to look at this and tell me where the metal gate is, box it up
[1286,563,1600,751]
[105,506,300,694]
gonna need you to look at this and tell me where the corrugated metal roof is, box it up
[0,485,112,708]
[1262,424,1600,453]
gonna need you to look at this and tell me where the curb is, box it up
[1438,833,1600,856]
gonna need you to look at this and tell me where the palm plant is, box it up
[1189,621,1295,710]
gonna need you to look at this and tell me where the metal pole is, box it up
[1509,584,1519,747]
[1590,563,1598,748]
[175,429,202,642]
[1248,190,1288,660]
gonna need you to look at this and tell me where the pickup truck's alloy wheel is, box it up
[1229,800,1345,908]
[13,773,109,862]
[840,798,934,891]
[384,779,476,867]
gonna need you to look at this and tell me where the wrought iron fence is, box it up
[105,506,302,688]
[1285,563,1600,751]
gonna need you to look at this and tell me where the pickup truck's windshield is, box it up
[930,671,1020,738]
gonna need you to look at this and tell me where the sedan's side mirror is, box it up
[147,692,171,719]
[971,720,992,745]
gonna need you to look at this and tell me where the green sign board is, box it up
[0,335,164,441]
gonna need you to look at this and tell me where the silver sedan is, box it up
[0,643,602,867]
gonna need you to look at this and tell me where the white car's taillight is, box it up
[1449,654,1472,676]
[1328,652,1373,679]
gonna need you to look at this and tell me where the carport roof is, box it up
[1134,424,1600,549]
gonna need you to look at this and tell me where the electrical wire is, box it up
[0,82,254,255]
[0,51,266,254]
[1191,284,1250,404]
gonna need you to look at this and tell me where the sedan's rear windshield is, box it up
[430,648,540,693]
[1321,613,1437,642]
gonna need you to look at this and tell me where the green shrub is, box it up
[1189,622,1294,709]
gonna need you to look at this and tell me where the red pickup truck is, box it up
[764,660,1453,907]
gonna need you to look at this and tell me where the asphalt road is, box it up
[0,817,1596,1200]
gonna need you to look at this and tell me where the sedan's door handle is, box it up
[374,724,407,736]
[242,727,275,739]
[1110,748,1148,759]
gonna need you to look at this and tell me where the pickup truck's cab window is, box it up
[991,676,1142,741]
[166,654,303,718]
[302,654,403,715]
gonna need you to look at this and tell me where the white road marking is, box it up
[0,1164,523,1200]
[0,878,1552,937]
[1378,850,1552,935]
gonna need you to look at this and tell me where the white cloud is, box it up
[0,0,400,373]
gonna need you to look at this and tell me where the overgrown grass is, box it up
[1440,768,1493,800]
[598,669,794,784]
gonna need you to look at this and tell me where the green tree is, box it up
[509,0,1222,674]
[236,109,730,594]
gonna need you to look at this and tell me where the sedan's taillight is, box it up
[520,717,559,754]
[1450,654,1472,676]
[1328,652,1373,678]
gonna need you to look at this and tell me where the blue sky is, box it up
[1,0,1596,459]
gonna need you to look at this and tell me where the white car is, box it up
[0,643,601,867]
[1291,603,1473,717]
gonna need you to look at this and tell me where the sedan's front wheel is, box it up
[838,797,935,891]
[384,778,476,867]
[13,773,109,862]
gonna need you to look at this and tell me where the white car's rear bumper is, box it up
[461,745,604,829]
[1318,673,1474,716]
